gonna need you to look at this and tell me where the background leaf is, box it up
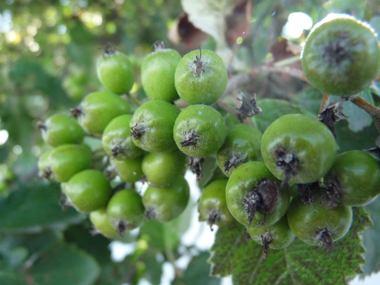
[0,182,83,233]
[209,207,371,284]
[24,243,100,285]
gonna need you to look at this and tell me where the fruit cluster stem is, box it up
[350,96,380,135]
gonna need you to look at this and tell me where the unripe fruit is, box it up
[216,124,262,177]
[198,179,234,230]
[141,41,182,102]
[301,14,380,96]
[248,215,295,258]
[226,161,291,229]
[62,169,111,213]
[143,176,190,222]
[130,100,180,153]
[49,144,92,182]
[173,105,226,158]
[102,114,144,160]
[175,48,227,105]
[96,47,135,95]
[107,189,145,234]
[72,91,130,134]
[324,150,380,207]
[38,148,54,180]
[38,114,85,147]
[287,192,353,252]
[141,149,187,187]
[261,114,337,185]
[90,208,117,238]
[112,156,143,183]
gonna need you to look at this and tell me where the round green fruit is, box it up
[301,13,380,96]
[261,114,337,185]
[38,148,54,180]
[141,149,187,187]
[324,150,380,207]
[130,100,180,153]
[216,124,262,177]
[112,156,143,183]
[141,41,182,102]
[62,169,111,213]
[72,91,130,134]
[143,176,190,222]
[287,192,352,252]
[90,208,117,238]
[96,47,135,95]
[175,48,227,105]
[102,114,144,160]
[173,105,226,158]
[107,189,145,234]
[226,161,291,229]
[49,144,92,182]
[248,215,295,258]
[198,179,234,230]
[38,114,85,147]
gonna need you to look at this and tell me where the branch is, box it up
[350,96,380,135]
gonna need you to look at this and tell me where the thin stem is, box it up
[251,65,308,82]
[273,55,301,67]
[350,96,380,135]
[319,93,331,113]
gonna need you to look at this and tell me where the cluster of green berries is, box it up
[37,14,380,258]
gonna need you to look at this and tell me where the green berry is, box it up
[247,215,295,258]
[90,208,117,238]
[72,91,130,134]
[141,149,187,187]
[175,48,227,105]
[261,114,337,185]
[49,144,92,182]
[226,161,291,229]
[38,114,85,147]
[143,176,190,222]
[287,192,353,252]
[96,47,135,95]
[130,100,180,153]
[62,169,111,213]
[198,179,234,230]
[301,13,380,96]
[173,105,226,158]
[141,41,182,102]
[107,189,145,234]
[112,156,143,183]
[102,114,144,160]
[324,150,380,207]
[216,124,262,177]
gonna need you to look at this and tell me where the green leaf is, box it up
[361,197,380,276]
[198,156,218,188]
[253,98,317,133]
[139,217,182,251]
[173,252,220,285]
[209,207,371,284]
[290,87,323,115]
[9,58,70,107]
[0,230,60,270]
[0,182,83,233]
[64,223,112,265]
[336,90,374,132]
[0,271,25,285]
[24,243,100,285]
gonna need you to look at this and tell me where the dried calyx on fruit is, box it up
[242,178,279,227]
